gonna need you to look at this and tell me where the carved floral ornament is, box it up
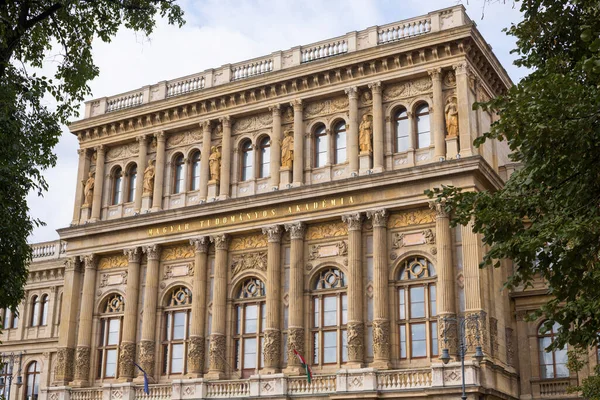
[166,130,203,149]
[388,208,436,228]
[382,76,433,102]
[231,252,267,277]
[230,233,268,251]
[306,221,348,240]
[304,96,349,118]
[98,254,128,270]
[160,244,195,261]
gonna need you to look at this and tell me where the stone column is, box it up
[188,237,210,377]
[262,225,282,373]
[134,135,148,213]
[207,234,230,379]
[118,248,142,381]
[366,209,391,368]
[72,148,90,224]
[151,131,166,211]
[90,145,105,222]
[346,87,359,176]
[429,200,458,356]
[455,62,474,157]
[269,105,282,189]
[369,82,384,172]
[199,122,212,201]
[291,99,304,186]
[284,222,306,374]
[72,255,97,387]
[219,117,232,200]
[429,68,446,161]
[138,245,161,378]
[55,257,82,384]
[342,212,364,367]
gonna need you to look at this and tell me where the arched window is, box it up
[30,296,40,327]
[395,108,409,152]
[241,140,254,181]
[126,164,137,203]
[173,154,185,194]
[25,361,40,400]
[311,268,348,366]
[3,308,18,329]
[112,167,123,205]
[0,361,10,398]
[334,122,347,164]
[396,257,437,359]
[190,151,201,191]
[162,286,192,375]
[539,322,568,379]
[415,104,431,149]
[97,294,124,379]
[314,125,328,168]
[40,295,49,326]
[259,137,270,178]
[234,278,266,378]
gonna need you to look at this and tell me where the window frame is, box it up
[111,167,123,206]
[240,140,254,182]
[25,361,40,400]
[97,293,125,380]
[30,295,40,327]
[190,150,201,191]
[126,164,137,203]
[394,108,410,152]
[538,323,569,379]
[333,121,347,164]
[233,278,266,378]
[313,125,329,168]
[40,294,49,326]
[258,136,271,179]
[161,286,192,376]
[172,154,185,194]
[415,104,431,149]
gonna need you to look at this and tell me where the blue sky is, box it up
[28,0,526,243]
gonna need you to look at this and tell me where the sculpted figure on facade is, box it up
[143,159,155,195]
[209,334,226,371]
[187,336,205,374]
[138,340,156,376]
[359,114,373,153]
[372,320,391,360]
[281,128,294,168]
[82,172,95,206]
[118,342,136,379]
[445,97,459,138]
[347,322,365,361]
[208,145,221,182]
[54,347,75,383]
[263,330,281,367]
[74,346,91,382]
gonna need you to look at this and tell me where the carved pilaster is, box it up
[439,317,458,355]
[372,320,390,360]
[453,61,468,75]
[124,247,141,263]
[366,209,388,227]
[285,222,306,240]
[287,328,304,366]
[465,310,488,353]
[74,346,91,382]
[211,234,230,250]
[220,115,231,128]
[137,340,156,376]
[506,327,515,367]
[262,225,282,243]
[143,244,161,260]
[342,212,363,231]
[190,237,210,253]
[188,336,205,374]
[209,334,226,372]
[54,347,75,383]
[64,257,80,272]
[83,254,96,270]
[263,330,281,367]
[118,342,136,379]
[346,322,364,362]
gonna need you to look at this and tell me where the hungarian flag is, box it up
[293,349,312,383]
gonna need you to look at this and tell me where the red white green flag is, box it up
[293,349,312,383]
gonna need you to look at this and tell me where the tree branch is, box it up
[24,2,63,30]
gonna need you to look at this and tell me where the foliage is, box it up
[0,1,184,313]
[427,0,600,352]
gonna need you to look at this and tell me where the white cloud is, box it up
[27,0,525,243]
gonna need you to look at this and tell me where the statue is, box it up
[359,114,373,153]
[208,145,221,182]
[281,129,294,168]
[143,159,155,195]
[82,172,95,207]
[445,98,459,138]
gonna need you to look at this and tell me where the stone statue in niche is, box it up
[281,128,294,168]
[359,114,373,153]
[82,172,95,207]
[208,145,222,182]
[143,159,155,195]
[445,97,459,138]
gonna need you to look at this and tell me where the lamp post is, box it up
[0,352,24,400]
[439,314,484,400]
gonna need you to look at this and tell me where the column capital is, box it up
[345,86,358,99]
[453,61,469,75]
[342,212,363,231]
[428,199,448,218]
[269,104,281,115]
[219,116,231,127]
[155,131,166,141]
[83,254,96,270]
[95,144,105,154]
[64,257,81,272]
[428,67,443,79]
[262,225,282,243]
[290,99,303,111]
[77,148,88,156]
[124,247,142,263]
[285,222,306,240]
[190,236,210,253]
[143,244,161,260]
[368,81,382,93]
[211,234,230,250]
[136,134,148,144]
[366,209,388,227]
[200,120,211,131]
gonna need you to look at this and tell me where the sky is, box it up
[27,0,526,244]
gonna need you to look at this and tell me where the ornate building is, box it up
[1,6,594,400]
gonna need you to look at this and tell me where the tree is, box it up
[428,0,600,349]
[0,1,185,324]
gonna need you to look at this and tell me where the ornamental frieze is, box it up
[304,96,349,118]
[166,130,203,149]
[231,252,267,277]
[105,142,139,162]
[98,254,128,270]
[306,221,348,240]
[232,112,272,133]
[230,233,268,251]
[308,241,348,260]
[388,208,435,228]
[382,76,433,102]
[160,244,195,261]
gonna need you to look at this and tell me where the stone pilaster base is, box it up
[187,336,205,377]
[438,315,458,358]
[137,340,156,377]
[71,346,91,387]
[446,136,459,159]
[346,322,365,368]
[359,152,372,174]
[207,180,219,200]
[141,195,152,213]
[117,342,136,382]
[54,347,75,385]
[206,334,226,379]
[284,327,304,375]
[372,320,391,369]
[262,329,281,373]
[79,205,91,224]
[279,167,292,188]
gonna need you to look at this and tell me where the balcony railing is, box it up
[30,239,67,260]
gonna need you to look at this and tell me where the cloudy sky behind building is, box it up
[28,0,526,243]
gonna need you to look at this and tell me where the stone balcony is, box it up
[44,363,484,400]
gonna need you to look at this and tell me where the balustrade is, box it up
[70,388,103,400]
[231,59,273,81]
[206,380,250,397]
[301,40,347,63]
[288,374,336,395]
[106,92,144,112]
[31,240,66,259]
[167,75,205,97]
[538,379,572,397]
[378,18,431,44]
[134,384,172,400]
[377,369,432,390]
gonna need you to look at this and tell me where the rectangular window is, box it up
[261,148,270,178]
[411,323,427,358]
[314,298,320,328]
[261,303,266,333]
[335,131,347,164]
[342,329,348,362]
[171,343,184,374]
[313,332,319,364]
[243,338,257,369]
[323,331,337,363]
[236,306,242,335]
[429,285,437,317]
[539,337,554,378]
[342,295,348,325]
[431,321,439,356]
[323,296,337,326]
[173,312,186,340]
[399,289,406,320]
[108,319,120,345]
[283,333,288,364]
[410,287,425,318]
[105,349,117,377]
[400,325,407,358]
[316,134,328,167]
[555,348,569,378]
[396,119,409,152]
[245,305,257,334]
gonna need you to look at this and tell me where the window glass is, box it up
[243,338,257,369]
[323,297,337,326]
[416,105,430,149]
[105,349,117,377]
[260,137,270,178]
[410,287,425,318]
[191,152,201,191]
[174,155,184,194]
[128,165,137,202]
[173,312,186,340]
[400,325,407,358]
[241,141,254,181]
[395,109,409,152]
[429,285,437,317]
[41,295,49,326]
[171,343,184,374]
[323,331,337,363]
[431,321,439,356]
[399,289,406,320]
[335,122,347,164]
[113,168,122,205]
[315,126,328,168]
[342,329,348,362]
[245,305,258,334]
[411,323,427,357]
[31,296,40,327]
[108,319,120,345]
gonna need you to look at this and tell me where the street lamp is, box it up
[0,352,24,400]
[439,314,484,400]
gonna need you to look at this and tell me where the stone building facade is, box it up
[1,6,594,400]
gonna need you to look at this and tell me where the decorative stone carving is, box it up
[74,346,91,382]
[388,208,436,228]
[505,327,514,367]
[490,317,499,357]
[465,310,488,352]
[445,96,459,138]
[262,225,282,243]
[423,229,436,244]
[372,320,390,360]
[54,347,75,383]
[209,334,226,371]
[342,213,363,231]
[190,237,210,253]
[187,336,205,373]
[428,199,448,218]
[308,241,348,260]
[106,142,139,161]
[287,327,304,365]
[366,209,388,227]
[232,112,272,133]
[360,88,373,106]
[306,221,348,240]
[439,317,458,355]
[358,114,373,154]
[163,264,193,280]
[99,271,127,287]
[64,257,79,272]
[263,330,281,367]
[166,130,203,149]
[382,77,433,101]
[143,244,161,261]
[83,254,96,270]
[230,234,267,251]
[281,128,294,168]
[82,172,95,207]
[285,222,306,240]
[138,340,156,376]
[143,159,155,195]
[231,252,267,276]
[443,70,456,88]
[347,322,364,362]
[160,244,195,261]
[392,233,405,249]
[304,96,349,118]
[208,145,221,182]
[118,342,136,379]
